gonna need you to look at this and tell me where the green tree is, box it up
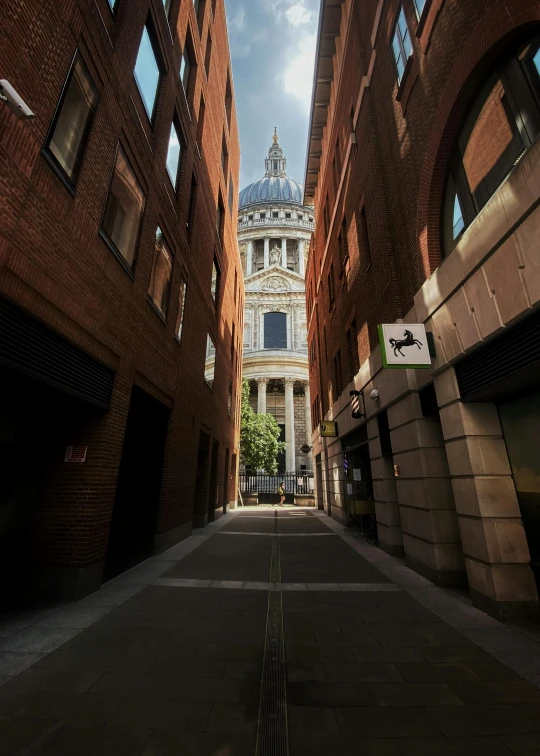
[240,379,286,474]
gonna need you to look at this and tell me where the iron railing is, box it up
[240,471,314,496]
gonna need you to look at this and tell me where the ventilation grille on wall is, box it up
[0,297,115,409]
[455,307,540,401]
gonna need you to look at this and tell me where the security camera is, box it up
[0,80,34,119]
[370,388,380,400]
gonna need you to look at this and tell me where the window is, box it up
[234,270,238,303]
[221,137,228,175]
[248,214,253,221]
[338,216,349,265]
[272,211,278,218]
[205,334,216,388]
[163,0,172,16]
[180,48,191,93]
[107,0,118,11]
[211,258,220,304]
[225,73,233,129]
[309,338,316,367]
[264,312,287,349]
[260,212,266,219]
[45,55,98,184]
[101,147,145,267]
[228,175,234,215]
[216,194,224,240]
[443,38,540,256]
[187,172,197,230]
[391,6,413,84]
[358,206,371,270]
[228,380,233,415]
[285,212,291,219]
[346,319,360,382]
[197,94,205,148]
[205,32,212,77]
[176,278,187,342]
[413,0,426,18]
[298,213,303,220]
[166,120,182,189]
[148,228,172,318]
[273,160,278,170]
[323,196,330,238]
[134,24,162,120]
[328,263,335,307]
[333,350,343,400]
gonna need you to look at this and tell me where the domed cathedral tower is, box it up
[238,131,315,473]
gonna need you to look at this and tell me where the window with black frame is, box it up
[134,23,162,122]
[211,258,220,305]
[148,228,173,318]
[443,37,540,257]
[264,312,287,349]
[44,54,98,185]
[205,334,216,388]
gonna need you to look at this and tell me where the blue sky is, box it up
[224,0,320,192]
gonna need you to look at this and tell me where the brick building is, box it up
[0,0,243,602]
[305,0,540,619]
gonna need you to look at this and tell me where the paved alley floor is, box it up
[1,508,540,754]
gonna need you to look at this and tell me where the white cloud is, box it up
[282,31,317,113]
[286,3,313,26]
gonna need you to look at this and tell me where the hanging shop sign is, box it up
[64,446,87,463]
[320,421,338,438]
[350,390,365,419]
[379,324,433,369]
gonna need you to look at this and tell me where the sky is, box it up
[224,0,320,192]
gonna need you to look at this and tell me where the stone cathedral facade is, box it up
[238,133,314,472]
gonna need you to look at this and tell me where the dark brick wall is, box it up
[306,0,539,419]
[0,0,243,569]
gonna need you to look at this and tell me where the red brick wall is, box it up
[0,0,243,567]
[306,0,539,419]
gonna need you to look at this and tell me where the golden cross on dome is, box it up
[273,127,278,144]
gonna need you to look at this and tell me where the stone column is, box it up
[368,417,403,558]
[281,238,287,267]
[285,378,296,472]
[299,240,305,276]
[304,382,312,444]
[257,377,268,415]
[247,240,253,276]
[436,367,539,619]
[263,237,269,269]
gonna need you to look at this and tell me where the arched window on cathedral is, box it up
[264,312,287,349]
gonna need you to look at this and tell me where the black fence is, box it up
[239,472,314,497]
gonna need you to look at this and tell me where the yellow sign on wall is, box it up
[320,421,338,438]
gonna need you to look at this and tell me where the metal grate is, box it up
[255,512,289,756]
[0,297,115,409]
[455,307,540,400]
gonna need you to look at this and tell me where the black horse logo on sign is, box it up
[389,329,423,358]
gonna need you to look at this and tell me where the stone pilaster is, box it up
[436,368,539,619]
[257,376,268,415]
[285,378,296,472]
[247,240,253,276]
[264,237,269,269]
[368,418,403,557]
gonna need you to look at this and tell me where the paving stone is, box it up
[324,662,403,683]
[288,680,373,706]
[149,657,226,678]
[88,673,179,699]
[15,691,123,724]
[518,703,540,726]
[109,697,212,732]
[34,723,150,755]
[0,652,45,676]
[223,661,262,680]
[0,688,34,717]
[5,669,102,694]
[418,646,494,663]
[175,678,259,704]
[396,663,482,682]
[450,682,540,705]
[469,662,523,682]
[37,607,112,629]
[288,705,340,738]
[72,650,155,674]
[0,715,58,754]
[502,733,540,755]
[206,703,258,734]
[352,647,425,663]
[141,731,255,755]
[287,645,356,662]
[195,643,263,661]
[427,705,536,736]
[0,627,82,654]
[290,739,401,756]
[314,631,379,646]
[369,682,464,706]
[395,736,515,755]
[336,706,441,737]
[287,662,326,683]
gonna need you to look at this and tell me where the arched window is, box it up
[443,37,540,256]
[264,312,287,349]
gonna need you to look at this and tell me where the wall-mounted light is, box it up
[370,389,379,400]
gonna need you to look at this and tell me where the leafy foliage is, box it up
[240,379,286,474]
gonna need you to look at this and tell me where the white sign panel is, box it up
[347,484,353,495]
[353,468,362,482]
[379,324,432,369]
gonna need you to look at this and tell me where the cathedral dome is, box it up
[239,129,305,209]
[239,175,304,209]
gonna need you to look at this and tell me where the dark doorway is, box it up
[499,390,540,589]
[277,424,286,473]
[223,448,230,513]
[103,386,169,581]
[208,439,219,523]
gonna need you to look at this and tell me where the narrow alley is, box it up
[1,508,540,755]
